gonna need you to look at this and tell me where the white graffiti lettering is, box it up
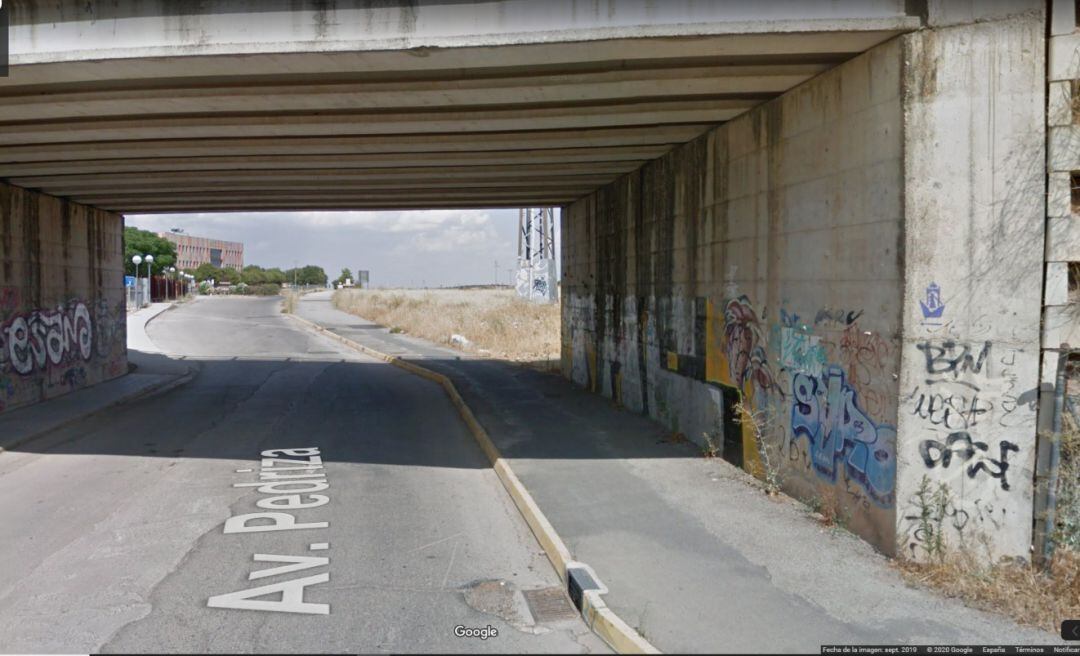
[4,301,93,375]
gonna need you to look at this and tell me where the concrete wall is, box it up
[896,14,1045,561]
[562,36,906,552]
[561,9,1046,558]
[0,182,127,414]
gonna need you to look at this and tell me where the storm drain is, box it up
[522,586,580,623]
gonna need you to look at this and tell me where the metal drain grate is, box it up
[522,586,580,623]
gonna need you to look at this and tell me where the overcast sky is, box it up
[126,209,560,288]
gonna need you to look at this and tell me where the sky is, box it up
[126,209,560,288]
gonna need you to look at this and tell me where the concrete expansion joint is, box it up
[284,310,660,654]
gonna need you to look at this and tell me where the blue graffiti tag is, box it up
[791,366,896,506]
[919,282,945,322]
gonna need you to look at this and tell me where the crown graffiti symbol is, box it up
[919,282,945,319]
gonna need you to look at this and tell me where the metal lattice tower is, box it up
[518,208,555,263]
[516,208,557,302]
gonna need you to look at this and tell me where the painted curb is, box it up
[286,311,660,654]
[0,367,197,456]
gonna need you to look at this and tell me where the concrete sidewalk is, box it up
[127,302,175,354]
[0,302,193,454]
[296,291,1059,653]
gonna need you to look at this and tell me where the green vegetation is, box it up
[190,262,327,296]
[335,267,353,285]
[285,265,328,286]
[123,227,176,275]
[193,262,238,283]
[241,265,287,286]
[235,283,282,296]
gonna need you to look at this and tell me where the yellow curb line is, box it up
[286,311,659,654]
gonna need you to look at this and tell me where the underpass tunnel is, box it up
[0,0,1069,562]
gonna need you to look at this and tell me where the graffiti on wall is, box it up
[0,297,125,413]
[900,332,1033,557]
[566,286,901,526]
[918,432,1020,491]
[2,301,94,375]
[722,295,779,397]
[790,367,897,506]
[919,282,945,326]
[516,258,557,303]
[769,306,898,508]
[779,327,826,379]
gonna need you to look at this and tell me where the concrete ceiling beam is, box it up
[71,187,595,203]
[117,201,563,213]
[5,31,911,82]
[2,154,648,178]
[37,178,623,197]
[11,161,639,186]
[0,66,824,122]
[0,151,658,178]
[0,127,703,162]
[14,170,626,191]
[0,99,756,145]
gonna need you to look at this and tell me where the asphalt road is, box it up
[0,296,607,654]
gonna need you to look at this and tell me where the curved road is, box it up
[0,296,606,654]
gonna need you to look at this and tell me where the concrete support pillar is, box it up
[0,182,127,414]
[895,8,1046,560]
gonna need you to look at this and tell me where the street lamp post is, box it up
[145,254,154,303]
[168,267,177,301]
[131,255,143,307]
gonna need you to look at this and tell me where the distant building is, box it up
[159,232,244,271]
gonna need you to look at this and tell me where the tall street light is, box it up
[168,266,176,301]
[145,254,154,302]
[132,255,143,308]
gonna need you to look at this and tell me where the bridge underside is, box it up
[0,1,919,212]
[0,1,1066,564]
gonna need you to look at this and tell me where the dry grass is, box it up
[332,288,559,365]
[1059,410,1080,551]
[895,548,1080,634]
[893,423,1080,634]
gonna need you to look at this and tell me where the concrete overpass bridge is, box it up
[1,0,921,211]
[0,0,1075,563]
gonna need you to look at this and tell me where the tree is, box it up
[123,227,176,275]
[241,265,268,285]
[264,268,287,285]
[336,268,353,285]
[285,265,328,286]
[217,266,240,284]
[193,263,221,282]
[303,265,328,285]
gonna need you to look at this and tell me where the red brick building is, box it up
[159,232,243,271]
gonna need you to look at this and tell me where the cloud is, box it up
[129,209,502,235]
[409,224,501,253]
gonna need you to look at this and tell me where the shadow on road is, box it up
[7,348,702,469]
